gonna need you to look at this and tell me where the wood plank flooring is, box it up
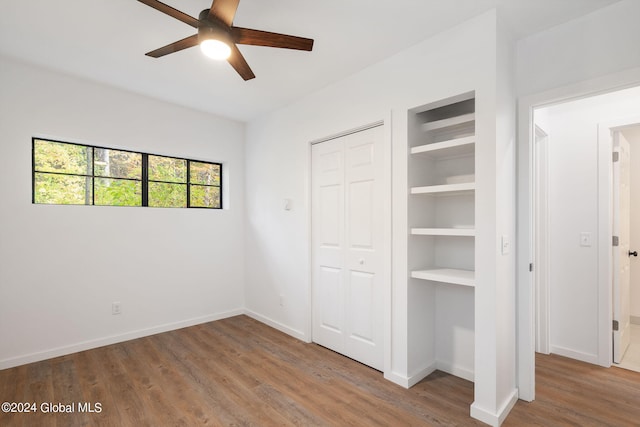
[505,352,640,426]
[1,315,639,426]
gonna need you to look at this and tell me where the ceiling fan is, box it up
[137,0,314,80]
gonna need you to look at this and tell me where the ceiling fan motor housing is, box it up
[197,9,233,45]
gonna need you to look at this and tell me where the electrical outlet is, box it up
[112,301,122,315]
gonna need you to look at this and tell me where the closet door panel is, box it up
[312,139,345,351]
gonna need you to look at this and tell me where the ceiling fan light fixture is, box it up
[200,39,231,60]
[197,15,233,61]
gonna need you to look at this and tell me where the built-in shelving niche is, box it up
[408,91,476,383]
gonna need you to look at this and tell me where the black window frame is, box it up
[32,137,223,209]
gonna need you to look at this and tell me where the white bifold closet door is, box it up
[311,125,384,371]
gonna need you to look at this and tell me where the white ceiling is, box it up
[0,0,620,121]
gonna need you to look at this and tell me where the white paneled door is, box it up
[311,125,384,371]
[613,133,631,364]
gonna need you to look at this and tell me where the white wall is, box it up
[536,86,640,363]
[473,15,519,425]
[245,8,487,345]
[495,14,518,420]
[516,0,640,97]
[624,126,640,322]
[245,9,517,425]
[0,55,246,369]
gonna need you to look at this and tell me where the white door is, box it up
[613,133,631,363]
[311,125,384,370]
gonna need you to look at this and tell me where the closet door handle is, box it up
[629,250,638,257]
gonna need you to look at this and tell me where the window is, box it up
[33,138,222,209]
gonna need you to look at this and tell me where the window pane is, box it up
[149,155,186,183]
[34,140,92,175]
[34,172,92,205]
[94,148,141,179]
[149,182,186,208]
[94,178,142,207]
[190,185,220,208]
[190,162,220,186]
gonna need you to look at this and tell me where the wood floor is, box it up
[1,315,639,426]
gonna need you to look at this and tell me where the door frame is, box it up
[308,117,392,374]
[516,66,640,402]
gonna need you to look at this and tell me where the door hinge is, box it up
[613,236,619,247]
[613,151,620,162]
[529,263,533,272]
[613,320,619,331]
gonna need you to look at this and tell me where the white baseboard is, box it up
[407,361,438,387]
[436,360,474,382]
[0,309,243,370]
[550,345,599,365]
[384,361,437,388]
[243,309,308,342]
[383,371,411,388]
[384,361,473,389]
[471,388,518,427]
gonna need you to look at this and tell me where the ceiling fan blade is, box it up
[145,34,199,58]
[227,44,255,81]
[208,0,240,26]
[231,27,314,51]
[137,0,199,28]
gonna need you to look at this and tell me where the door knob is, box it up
[629,250,638,257]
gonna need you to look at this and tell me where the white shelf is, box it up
[411,182,475,195]
[411,268,475,287]
[421,113,475,132]
[411,136,475,159]
[411,228,475,237]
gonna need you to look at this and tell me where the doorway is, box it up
[517,78,640,402]
[531,93,640,367]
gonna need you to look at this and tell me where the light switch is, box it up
[284,198,292,211]
[580,232,592,247]
[501,235,510,255]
